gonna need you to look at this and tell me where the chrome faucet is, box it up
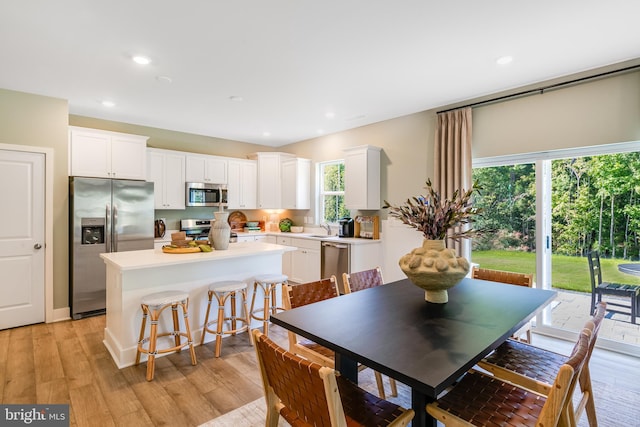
[321,223,332,235]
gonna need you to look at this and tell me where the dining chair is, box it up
[252,329,415,427]
[283,276,341,367]
[342,267,399,399]
[477,301,606,427]
[587,250,639,324]
[427,326,592,427]
[471,266,534,342]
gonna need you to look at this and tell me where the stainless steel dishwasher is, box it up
[321,241,350,286]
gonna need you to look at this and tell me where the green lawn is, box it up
[471,250,640,293]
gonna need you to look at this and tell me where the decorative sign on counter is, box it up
[354,216,380,239]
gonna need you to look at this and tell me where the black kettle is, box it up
[154,219,166,238]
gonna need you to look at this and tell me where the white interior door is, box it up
[0,149,45,329]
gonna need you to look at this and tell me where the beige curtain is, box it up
[433,107,473,258]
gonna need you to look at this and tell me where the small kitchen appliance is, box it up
[338,217,355,237]
[185,182,227,207]
[154,219,166,238]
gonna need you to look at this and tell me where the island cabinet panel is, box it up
[100,242,291,368]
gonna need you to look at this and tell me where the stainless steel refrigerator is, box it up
[69,177,154,319]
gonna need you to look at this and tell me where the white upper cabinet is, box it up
[227,159,257,209]
[281,157,311,210]
[185,154,228,184]
[69,126,148,180]
[251,152,294,209]
[344,145,381,210]
[147,148,186,210]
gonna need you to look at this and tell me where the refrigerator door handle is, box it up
[105,204,112,253]
[112,204,118,252]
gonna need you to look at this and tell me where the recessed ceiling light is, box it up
[101,100,116,107]
[263,131,271,137]
[325,112,335,119]
[132,55,151,65]
[496,56,513,65]
[317,129,324,135]
[229,96,244,102]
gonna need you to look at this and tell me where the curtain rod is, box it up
[437,63,640,114]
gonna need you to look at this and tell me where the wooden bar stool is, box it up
[249,273,288,336]
[200,280,251,357]
[135,290,197,381]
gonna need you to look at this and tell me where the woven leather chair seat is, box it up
[434,370,546,426]
[482,339,567,386]
[428,330,591,427]
[296,338,335,360]
[253,329,413,427]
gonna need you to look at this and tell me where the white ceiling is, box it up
[2,1,640,147]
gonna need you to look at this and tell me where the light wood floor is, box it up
[1,315,639,426]
[0,315,280,427]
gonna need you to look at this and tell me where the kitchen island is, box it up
[100,241,293,368]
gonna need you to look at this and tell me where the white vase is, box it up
[399,239,470,303]
[209,211,231,250]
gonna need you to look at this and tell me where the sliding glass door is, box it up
[473,144,640,355]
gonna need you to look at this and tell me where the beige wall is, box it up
[0,89,69,309]
[473,70,640,158]
[2,64,640,315]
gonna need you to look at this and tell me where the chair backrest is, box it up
[252,329,345,426]
[587,251,603,290]
[538,328,592,427]
[284,276,339,310]
[471,266,533,288]
[342,267,384,294]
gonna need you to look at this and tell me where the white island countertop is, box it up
[101,241,294,271]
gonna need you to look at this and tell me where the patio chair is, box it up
[477,301,606,427]
[427,326,591,427]
[587,250,639,324]
[342,267,398,399]
[471,266,534,342]
[252,329,414,427]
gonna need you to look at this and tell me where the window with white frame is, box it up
[318,160,349,224]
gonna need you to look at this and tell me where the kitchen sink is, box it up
[308,234,333,238]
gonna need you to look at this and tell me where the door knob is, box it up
[34,243,42,250]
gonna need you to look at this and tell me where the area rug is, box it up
[201,375,639,427]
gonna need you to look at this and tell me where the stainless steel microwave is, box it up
[185,182,228,207]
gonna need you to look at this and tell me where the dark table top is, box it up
[271,277,556,426]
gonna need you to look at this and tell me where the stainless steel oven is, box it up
[185,182,227,207]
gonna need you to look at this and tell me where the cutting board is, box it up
[162,246,202,254]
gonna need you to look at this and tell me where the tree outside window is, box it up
[319,160,349,224]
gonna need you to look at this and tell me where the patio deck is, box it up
[549,290,640,346]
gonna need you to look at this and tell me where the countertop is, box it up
[236,231,382,245]
[154,230,382,245]
[101,241,294,271]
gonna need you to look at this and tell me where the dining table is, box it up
[270,277,556,427]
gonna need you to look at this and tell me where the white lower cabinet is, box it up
[290,238,321,284]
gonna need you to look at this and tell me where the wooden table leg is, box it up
[412,388,436,427]
[334,353,358,383]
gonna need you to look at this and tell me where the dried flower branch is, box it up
[383,179,483,241]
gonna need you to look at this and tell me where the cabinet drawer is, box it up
[291,238,321,250]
